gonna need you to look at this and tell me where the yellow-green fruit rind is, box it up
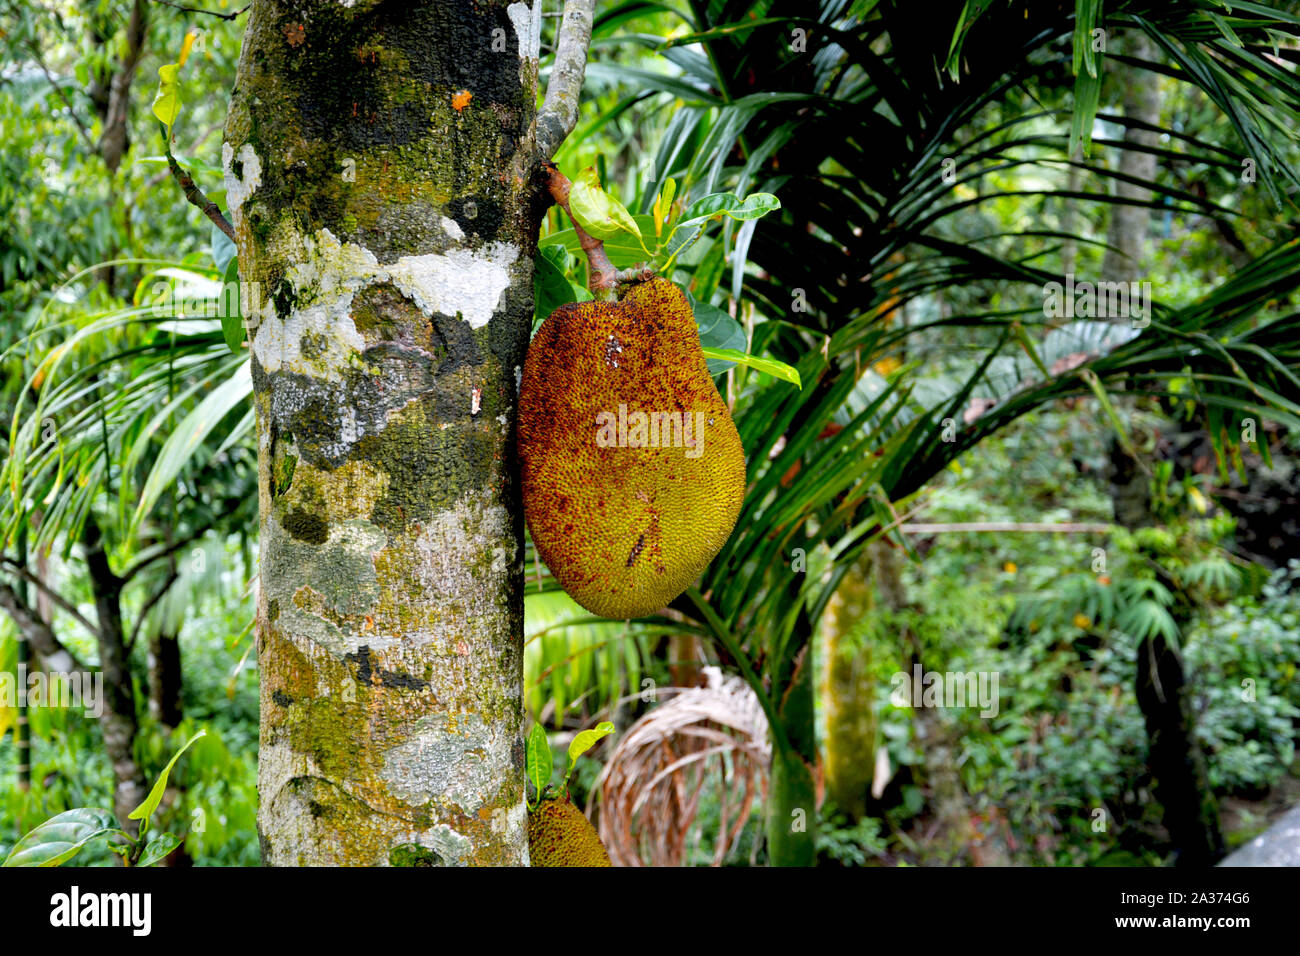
[527,797,612,867]
[518,277,746,619]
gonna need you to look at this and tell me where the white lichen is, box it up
[387,242,518,329]
[381,712,513,815]
[252,229,518,382]
[507,1,542,62]
[223,142,263,232]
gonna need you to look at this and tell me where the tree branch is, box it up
[21,38,98,154]
[148,0,249,19]
[127,567,181,653]
[535,0,596,161]
[900,522,1113,534]
[0,579,86,674]
[543,162,617,297]
[0,557,99,638]
[121,522,214,583]
[163,124,236,242]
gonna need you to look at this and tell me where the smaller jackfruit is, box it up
[527,795,612,867]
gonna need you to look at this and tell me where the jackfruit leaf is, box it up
[568,166,642,244]
[211,222,236,274]
[701,348,802,388]
[136,833,182,868]
[220,257,243,353]
[541,215,655,269]
[659,223,703,269]
[652,177,677,237]
[526,723,552,804]
[676,192,780,229]
[565,721,614,779]
[151,63,182,133]
[533,244,590,330]
[128,729,206,825]
[688,294,747,375]
[2,808,121,867]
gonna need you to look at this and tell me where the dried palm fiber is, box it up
[595,667,769,866]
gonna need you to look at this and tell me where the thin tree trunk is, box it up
[147,557,184,730]
[98,0,148,175]
[13,529,32,791]
[823,539,904,820]
[148,628,184,731]
[82,518,147,834]
[1101,33,1159,284]
[766,603,817,866]
[228,0,554,865]
[1135,629,1225,865]
[1100,35,1224,863]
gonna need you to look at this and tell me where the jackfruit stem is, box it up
[543,162,624,302]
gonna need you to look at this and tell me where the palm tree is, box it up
[576,0,1300,863]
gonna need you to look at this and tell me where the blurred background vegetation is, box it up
[2,0,1299,865]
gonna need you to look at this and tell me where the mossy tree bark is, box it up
[766,601,817,866]
[225,0,570,865]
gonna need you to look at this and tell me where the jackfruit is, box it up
[527,795,612,867]
[518,277,746,619]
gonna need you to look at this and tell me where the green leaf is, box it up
[219,257,243,353]
[3,808,121,867]
[659,223,704,271]
[533,244,589,327]
[136,832,181,867]
[526,723,552,804]
[128,729,206,826]
[151,63,183,133]
[652,177,677,238]
[541,215,655,268]
[132,365,252,529]
[701,348,802,388]
[689,295,747,375]
[565,721,614,778]
[677,192,781,228]
[211,222,236,275]
[568,166,643,244]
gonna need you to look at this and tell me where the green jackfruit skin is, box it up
[527,797,612,867]
[518,277,746,619]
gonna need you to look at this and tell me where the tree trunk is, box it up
[148,628,184,731]
[1135,629,1225,865]
[1100,32,1159,283]
[98,0,148,175]
[13,530,32,791]
[1099,35,1224,863]
[147,554,184,730]
[766,603,817,866]
[227,0,547,865]
[83,519,147,834]
[823,539,903,820]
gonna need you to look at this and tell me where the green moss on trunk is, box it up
[230,0,543,866]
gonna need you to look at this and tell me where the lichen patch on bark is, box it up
[234,0,539,866]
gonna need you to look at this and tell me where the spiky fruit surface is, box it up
[527,797,612,867]
[518,277,746,619]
